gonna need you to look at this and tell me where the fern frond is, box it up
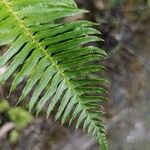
[0,0,108,149]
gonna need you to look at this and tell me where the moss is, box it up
[8,107,32,128]
[0,100,9,113]
[9,130,20,143]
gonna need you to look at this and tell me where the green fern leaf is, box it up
[0,0,108,149]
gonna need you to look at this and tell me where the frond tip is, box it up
[0,0,109,149]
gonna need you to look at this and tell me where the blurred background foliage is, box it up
[0,100,32,145]
[0,0,150,150]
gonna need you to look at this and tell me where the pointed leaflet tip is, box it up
[16,95,25,106]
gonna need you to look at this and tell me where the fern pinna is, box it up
[0,0,108,149]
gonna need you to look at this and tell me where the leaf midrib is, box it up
[1,0,103,140]
[2,0,73,90]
